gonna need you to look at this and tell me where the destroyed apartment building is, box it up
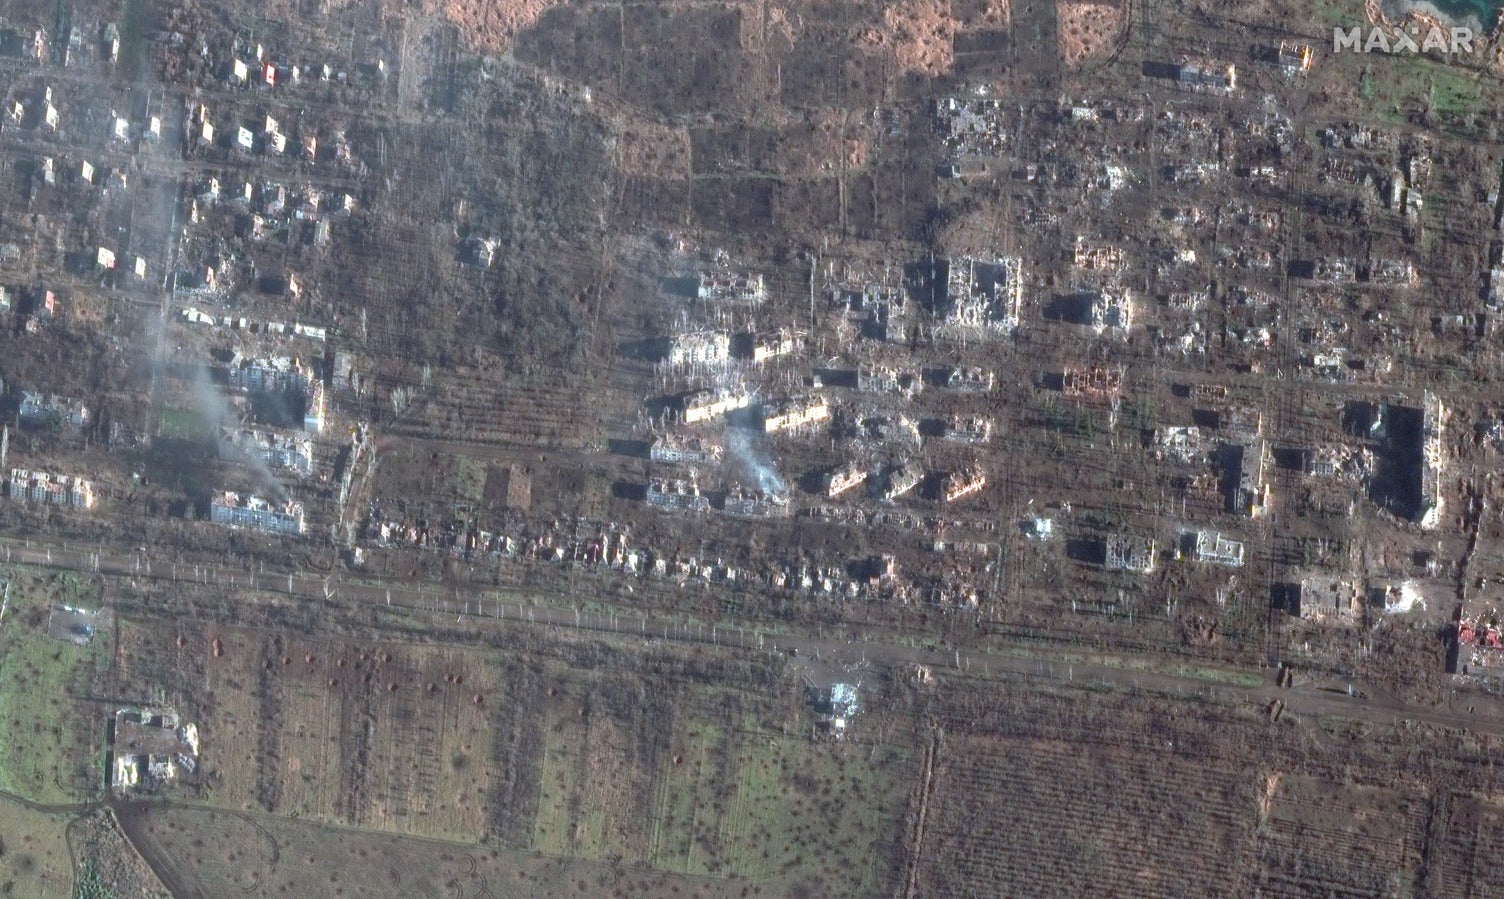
[1227,439,1269,518]
[943,257,1023,332]
[679,387,752,425]
[942,467,987,503]
[941,415,992,443]
[762,395,829,434]
[210,491,306,535]
[18,391,89,429]
[8,467,96,508]
[882,462,922,501]
[649,432,723,464]
[223,353,326,432]
[1105,534,1156,574]
[665,330,731,368]
[697,260,766,304]
[1181,529,1245,567]
[823,462,869,498]
[646,477,710,512]
[219,426,316,477]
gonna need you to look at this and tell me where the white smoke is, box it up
[724,427,786,494]
[187,362,287,501]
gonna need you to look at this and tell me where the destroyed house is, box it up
[110,707,199,793]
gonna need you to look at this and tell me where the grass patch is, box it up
[157,406,214,442]
[0,793,73,895]
[0,568,108,804]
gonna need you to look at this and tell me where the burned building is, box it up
[723,485,790,518]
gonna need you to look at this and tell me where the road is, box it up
[1,533,1499,742]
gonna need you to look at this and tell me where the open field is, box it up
[107,591,917,894]
[0,795,74,898]
[118,802,752,899]
[112,619,506,842]
[0,568,108,805]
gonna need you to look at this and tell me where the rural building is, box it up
[110,707,199,795]
[209,491,306,535]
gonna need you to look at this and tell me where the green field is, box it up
[0,794,75,897]
[534,678,914,896]
[0,570,108,805]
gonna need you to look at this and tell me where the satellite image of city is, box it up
[1,0,1504,894]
